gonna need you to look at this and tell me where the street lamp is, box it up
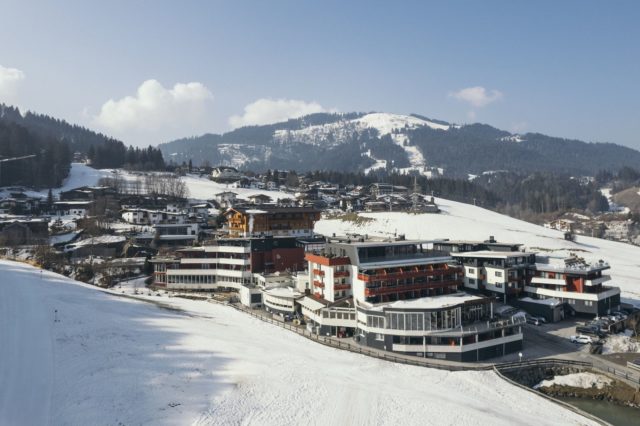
[518,352,523,362]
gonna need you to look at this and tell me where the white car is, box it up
[570,335,593,344]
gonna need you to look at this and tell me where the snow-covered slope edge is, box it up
[0,260,596,426]
[315,197,640,304]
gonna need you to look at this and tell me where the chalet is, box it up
[59,186,116,201]
[211,166,243,182]
[214,191,238,208]
[121,209,187,225]
[224,205,321,237]
[369,183,408,197]
[247,194,272,205]
[0,218,49,245]
[54,201,94,217]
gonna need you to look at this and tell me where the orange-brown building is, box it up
[224,205,321,237]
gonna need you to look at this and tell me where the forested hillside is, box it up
[0,104,165,187]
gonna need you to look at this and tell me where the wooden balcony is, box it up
[364,279,461,296]
[334,284,351,291]
[334,270,350,278]
[313,280,325,288]
[312,268,325,276]
[357,266,462,282]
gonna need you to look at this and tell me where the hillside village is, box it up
[1,163,639,367]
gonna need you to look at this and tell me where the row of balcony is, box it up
[364,279,461,296]
[357,267,462,282]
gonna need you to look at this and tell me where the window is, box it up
[467,278,476,285]
[495,271,503,278]
[468,267,475,274]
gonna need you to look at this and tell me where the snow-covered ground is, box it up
[3,162,291,204]
[181,173,290,201]
[315,197,640,305]
[0,260,596,426]
[534,372,612,390]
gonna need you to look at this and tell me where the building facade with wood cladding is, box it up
[224,205,321,237]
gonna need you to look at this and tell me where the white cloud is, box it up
[0,65,26,103]
[450,86,503,108]
[92,79,214,145]
[229,98,330,128]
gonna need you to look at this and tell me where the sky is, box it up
[0,0,639,148]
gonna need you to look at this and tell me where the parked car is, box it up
[570,335,594,344]
[575,326,606,338]
[525,316,541,326]
[532,316,547,324]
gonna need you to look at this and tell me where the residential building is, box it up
[224,205,321,237]
[451,251,536,302]
[526,257,621,316]
[122,209,188,225]
[150,236,306,291]
[433,237,522,254]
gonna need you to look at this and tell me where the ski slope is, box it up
[316,197,640,305]
[0,260,595,426]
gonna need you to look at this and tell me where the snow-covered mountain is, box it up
[159,111,640,177]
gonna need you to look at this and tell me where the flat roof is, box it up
[451,250,533,259]
[371,292,484,311]
[265,286,302,299]
[327,237,441,247]
[437,239,522,247]
[534,261,609,274]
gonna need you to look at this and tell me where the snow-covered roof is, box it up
[518,297,562,307]
[371,293,483,311]
[264,287,302,299]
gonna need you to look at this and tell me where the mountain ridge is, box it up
[159,112,640,176]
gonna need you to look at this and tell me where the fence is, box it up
[207,298,613,373]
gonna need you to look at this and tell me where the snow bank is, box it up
[602,332,640,354]
[315,197,640,304]
[534,373,612,390]
[0,260,596,426]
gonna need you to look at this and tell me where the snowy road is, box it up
[0,260,596,425]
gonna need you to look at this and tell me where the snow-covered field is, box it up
[534,372,612,390]
[316,197,640,305]
[0,260,596,426]
[181,173,290,201]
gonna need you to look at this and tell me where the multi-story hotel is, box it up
[302,236,523,361]
[150,236,305,290]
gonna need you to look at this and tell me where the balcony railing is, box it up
[364,279,461,296]
[334,271,350,278]
[313,280,325,288]
[357,266,462,282]
[312,269,325,276]
[334,284,351,291]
